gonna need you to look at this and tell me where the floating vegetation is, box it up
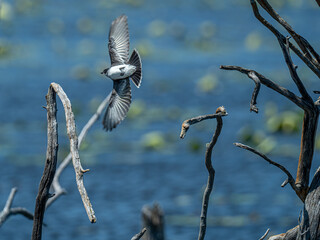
[265,103,302,134]
[71,64,91,81]
[188,138,203,153]
[148,20,167,37]
[77,17,94,34]
[141,131,166,151]
[127,100,146,119]
[199,21,216,40]
[197,73,218,93]
[245,31,262,51]
[238,127,276,154]
[135,40,154,57]
[0,39,11,58]
[0,1,13,21]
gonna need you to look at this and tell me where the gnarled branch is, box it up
[180,106,227,240]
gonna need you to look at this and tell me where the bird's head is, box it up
[101,68,109,75]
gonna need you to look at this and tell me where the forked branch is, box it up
[0,188,33,226]
[250,0,320,78]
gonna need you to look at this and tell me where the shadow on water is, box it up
[1,0,320,239]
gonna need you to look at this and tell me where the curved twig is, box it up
[180,106,227,139]
[0,188,33,226]
[50,83,96,223]
[180,106,227,240]
[46,94,110,208]
[220,65,309,110]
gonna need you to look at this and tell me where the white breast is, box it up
[107,64,136,80]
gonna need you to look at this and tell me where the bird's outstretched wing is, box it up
[102,79,132,131]
[108,15,130,66]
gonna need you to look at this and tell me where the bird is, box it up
[101,14,142,131]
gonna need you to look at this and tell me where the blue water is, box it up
[1,0,319,239]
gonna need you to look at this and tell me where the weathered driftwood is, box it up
[180,107,227,240]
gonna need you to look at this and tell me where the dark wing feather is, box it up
[102,79,132,131]
[108,15,130,65]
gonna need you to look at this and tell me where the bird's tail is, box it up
[128,49,142,88]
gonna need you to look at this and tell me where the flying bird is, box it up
[101,15,142,131]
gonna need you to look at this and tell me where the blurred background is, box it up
[1,0,320,239]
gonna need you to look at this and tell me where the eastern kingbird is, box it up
[101,15,142,131]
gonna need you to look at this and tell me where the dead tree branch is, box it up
[180,106,227,240]
[249,72,260,113]
[32,85,59,240]
[255,0,320,66]
[49,82,96,223]
[142,204,164,240]
[46,94,110,208]
[259,228,270,240]
[180,106,227,139]
[0,188,33,226]
[250,0,320,78]
[234,143,303,201]
[131,228,147,240]
[220,66,308,110]
[221,64,319,200]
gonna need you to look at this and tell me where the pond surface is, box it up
[0,0,320,239]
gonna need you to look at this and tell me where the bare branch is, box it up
[250,0,320,78]
[181,106,227,240]
[50,82,96,223]
[277,37,313,103]
[234,143,304,202]
[46,94,110,208]
[0,188,33,226]
[131,228,147,240]
[256,0,320,66]
[32,86,59,240]
[180,106,227,139]
[259,228,270,240]
[220,65,310,110]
